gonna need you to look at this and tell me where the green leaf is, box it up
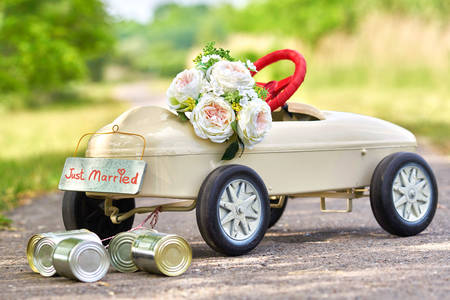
[224,90,242,104]
[177,111,188,121]
[236,135,245,158]
[231,120,238,133]
[254,85,269,100]
[221,141,239,160]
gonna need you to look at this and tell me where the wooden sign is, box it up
[59,157,147,195]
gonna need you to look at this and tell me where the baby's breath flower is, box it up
[201,54,222,64]
[246,60,257,72]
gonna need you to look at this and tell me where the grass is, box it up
[0,90,127,225]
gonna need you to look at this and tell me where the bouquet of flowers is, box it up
[166,42,272,160]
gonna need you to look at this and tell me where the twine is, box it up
[101,206,161,247]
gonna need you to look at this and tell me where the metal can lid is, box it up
[54,238,110,283]
[108,231,139,273]
[27,234,44,273]
[33,237,58,277]
[154,235,192,276]
[108,229,156,272]
[132,233,192,276]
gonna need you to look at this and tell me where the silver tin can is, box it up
[108,229,156,273]
[53,238,110,283]
[32,229,101,277]
[131,231,192,276]
[27,229,94,274]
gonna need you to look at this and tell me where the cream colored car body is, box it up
[85,105,416,200]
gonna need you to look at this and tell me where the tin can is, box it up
[52,238,110,283]
[27,229,94,274]
[131,231,192,276]
[108,229,156,273]
[32,229,101,277]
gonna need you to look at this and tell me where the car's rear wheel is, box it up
[370,152,438,236]
[196,165,270,256]
[62,191,135,244]
[268,196,288,228]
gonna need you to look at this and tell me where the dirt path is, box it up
[1,84,448,299]
[112,80,166,107]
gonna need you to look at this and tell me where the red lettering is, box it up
[65,168,75,179]
[117,169,126,183]
[131,173,139,184]
[89,170,101,182]
[86,170,139,184]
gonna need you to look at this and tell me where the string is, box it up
[101,206,161,247]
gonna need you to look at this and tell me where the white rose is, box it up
[190,93,235,143]
[167,68,204,111]
[209,60,255,92]
[237,100,272,149]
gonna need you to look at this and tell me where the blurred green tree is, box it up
[0,0,113,99]
[114,4,227,77]
[227,0,359,45]
[224,0,449,46]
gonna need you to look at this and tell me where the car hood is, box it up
[86,105,416,158]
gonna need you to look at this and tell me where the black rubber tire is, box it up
[370,152,438,236]
[62,191,135,244]
[268,196,288,228]
[196,164,270,256]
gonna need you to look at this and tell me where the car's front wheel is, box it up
[370,152,438,236]
[62,191,135,244]
[196,165,270,256]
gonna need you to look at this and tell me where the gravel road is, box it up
[1,84,448,299]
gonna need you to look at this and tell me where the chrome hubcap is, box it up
[392,164,432,222]
[219,179,261,240]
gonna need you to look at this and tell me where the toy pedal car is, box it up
[60,50,438,256]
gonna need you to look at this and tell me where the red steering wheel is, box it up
[251,49,307,111]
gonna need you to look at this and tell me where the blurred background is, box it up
[0,0,449,225]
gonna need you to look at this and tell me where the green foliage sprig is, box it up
[223,90,242,104]
[193,41,236,70]
[254,85,269,100]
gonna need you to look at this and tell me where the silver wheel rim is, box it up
[392,163,432,222]
[219,179,262,241]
